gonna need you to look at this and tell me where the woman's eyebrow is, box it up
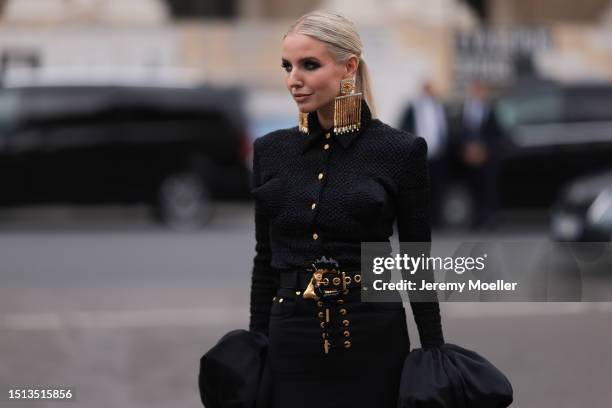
[281,57,321,64]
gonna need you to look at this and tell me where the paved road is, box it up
[0,204,611,407]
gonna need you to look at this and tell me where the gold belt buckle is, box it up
[303,268,341,300]
[303,267,349,301]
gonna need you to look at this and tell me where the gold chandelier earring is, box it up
[298,111,309,134]
[334,78,362,134]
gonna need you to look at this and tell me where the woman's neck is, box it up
[316,102,334,131]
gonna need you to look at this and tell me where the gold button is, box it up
[295,290,301,295]
[343,330,350,337]
[278,298,284,303]
[312,233,319,240]
[342,319,350,327]
[339,308,347,315]
[320,321,326,328]
[337,299,344,304]
[325,132,331,139]
[344,340,352,348]
[323,143,330,150]
[318,311,324,318]
[311,203,317,210]
[317,172,324,180]
[317,301,324,307]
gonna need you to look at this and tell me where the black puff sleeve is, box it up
[396,136,445,348]
[248,138,280,336]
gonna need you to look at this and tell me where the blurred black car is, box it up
[443,82,612,228]
[551,170,612,242]
[0,84,252,229]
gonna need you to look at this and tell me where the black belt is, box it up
[280,270,362,291]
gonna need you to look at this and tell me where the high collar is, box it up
[301,99,372,154]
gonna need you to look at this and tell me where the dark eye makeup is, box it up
[281,58,321,72]
[303,60,320,70]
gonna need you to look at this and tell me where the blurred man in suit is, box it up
[460,80,501,230]
[400,81,449,228]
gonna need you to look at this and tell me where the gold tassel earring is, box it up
[334,78,362,134]
[298,112,309,134]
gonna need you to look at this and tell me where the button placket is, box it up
[309,131,333,244]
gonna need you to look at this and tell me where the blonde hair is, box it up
[285,10,377,118]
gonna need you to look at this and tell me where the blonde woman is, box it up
[249,10,444,407]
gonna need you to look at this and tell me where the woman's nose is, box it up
[287,69,303,88]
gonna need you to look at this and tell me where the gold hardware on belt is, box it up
[303,266,361,301]
[302,258,360,354]
[323,339,331,354]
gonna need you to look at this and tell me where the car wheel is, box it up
[156,172,212,230]
[441,183,474,229]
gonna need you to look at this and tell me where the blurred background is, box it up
[0,0,611,407]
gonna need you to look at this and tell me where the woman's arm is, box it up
[396,136,445,348]
[248,138,279,336]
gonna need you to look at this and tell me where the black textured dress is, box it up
[249,101,444,408]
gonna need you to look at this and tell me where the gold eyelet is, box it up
[332,277,341,286]
[354,274,362,283]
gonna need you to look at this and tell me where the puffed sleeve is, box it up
[248,138,280,336]
[396,136,445,348]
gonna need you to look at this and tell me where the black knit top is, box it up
[248,101,444,347]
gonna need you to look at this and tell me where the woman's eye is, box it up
[304,61,320,70]
[281,63,291,72]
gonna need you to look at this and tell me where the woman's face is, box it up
[281,33,357,113]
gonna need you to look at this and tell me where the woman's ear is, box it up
[344,55,359,78]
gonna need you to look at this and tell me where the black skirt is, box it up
[267,287,410,408]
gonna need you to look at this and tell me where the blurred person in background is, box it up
[248,10,444,408]
[460,80,501,230]
[399,81,449,228]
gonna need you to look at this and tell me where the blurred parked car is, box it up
[0,84,252,229]
[443,82,612,228]
[551,170,612,242]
